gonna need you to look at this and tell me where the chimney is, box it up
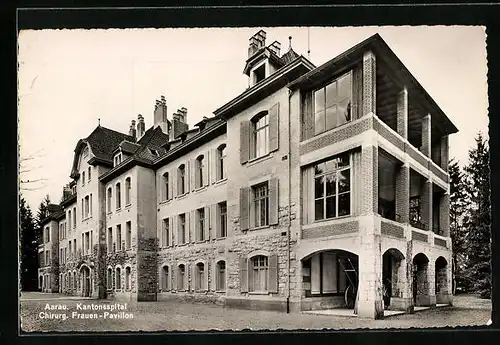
[248,30,267,59]
[154,95,169,133]
[129,119,137,141]
[269,40,281,56]
[170,108,189,141]
[137,114,145,140]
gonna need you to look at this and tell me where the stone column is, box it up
[440,135,449,172]
[395,163,410,223]
[363,51,376,116]
[389,256,413,312]
[439,193,450,237]
[397,87,408,139]
[421,114,431,157]
[426,262,437,307]
[420,179,433,231]
[360,143,378,215]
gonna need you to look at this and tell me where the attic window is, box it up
[253,64,266,85]
[149,148,159,157]
[82,146,89,158]
[114,153,122,167]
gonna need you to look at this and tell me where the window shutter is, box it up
[268,254,278,293]
[269,103,280,152]
[211,260,217,291]
[169,216,174,246]
[185,161,190,192]
[239,187,250,231]
[204,263,209,291]
[191,159,196,191]
[239,257,248,293]
[204,206,210,241]
[204,151,209,186]
[190,211,196,243]
[176,169,182,196]
[269,178,279,225]
[191,264,196,291]
[176,217,181,245]
[240,121,250,164]
[168,172,173,200]
[210,204,217,239]
[211,148,217,184]
[247,258,254,292]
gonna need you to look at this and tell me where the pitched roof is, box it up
[281,47,299,64]
[86,126,134,162]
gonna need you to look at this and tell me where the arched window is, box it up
[107,268,113,290]
[251,255,269,292]
[216,260,226,291]
[252,112,269,159]
[217,144,227,180]
[177,164,186,195]
[162,172,169,201]
[82,171,85,186]
[195,262,205,291]
[88,166,92,181]
[72,207,76,228]
[162,266,169,291]
[116,267,121,290]
[125,267,131,291]
[195,155,205,188]
[125,177,131,205]
[107,188,112,213]
[177,264,185,291]
[68,210,72,229]
[116,183,121,210]
[73,272,77,291]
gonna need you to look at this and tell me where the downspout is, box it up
[286,87,294,313]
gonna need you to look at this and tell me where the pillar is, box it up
[395,163,410,223]
[363,51,376,116]
[397,87,408,139]
[420,179,433,231]
[439,193,450,237]
[421,114,431,157]
[360,143,378,215]
[440,135,449,172]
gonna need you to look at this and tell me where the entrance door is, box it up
[81,267,91,297]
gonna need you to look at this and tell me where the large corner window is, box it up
[251,112,269,159]
[314,72,352,135]
[314,153,351,221]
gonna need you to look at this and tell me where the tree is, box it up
[19,194,39,291]
[448,158,469,293]
[462,133,491,298]
[35,194,51,245]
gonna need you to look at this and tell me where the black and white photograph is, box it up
[17,23,491,332]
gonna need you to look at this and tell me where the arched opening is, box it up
[301,249,358,311]
[80,265,91,297]
[382,248,405,310]
[412,253,430,306]
[435,256,449,304]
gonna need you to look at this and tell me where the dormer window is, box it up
[82,146,89,158]
[253,64,266,85]
[149,148,159,157]
[114,153,122,167]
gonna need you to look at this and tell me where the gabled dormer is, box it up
[243,30,301,88]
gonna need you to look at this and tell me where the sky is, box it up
[18,26,488,211]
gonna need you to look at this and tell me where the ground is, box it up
[20,292,491,332]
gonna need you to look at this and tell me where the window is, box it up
[252,113,269,159]
[162,218,170,247]
[314,72,352,135]
[251,255,269,292]
[107,188,112,213]
[82,146,89,158]
[116,224,122,251]
[90,194,92,216]
[82,171,85,186]
[107,228,113,252]
[178,214,186,244]
[114,153,122,167]
[177,264,185,290]
[125,267,131,291]
[116,183,121,210]
[125,178,131,205]
[195,262,205,291]
[314,153,351,221]
[197,208,205,241]
[116,267,121,290]
[107,268,112,290]
[73,207,76,228]
[162,173,169,201]
[195,155,205,188]
[216,260,226,291]
[126,221,131,250]
[162,266,169,291]
[149,148,159,156]
[253,63,266,85]
[253,183,269,228]
[217,144,227,180]
[68,210,72,230]
[85,232,90,255]
[81,198,84,218]
[177,164,186,195]
[410,196,423,229]
[218,202,227,238]
[88,166,91,181]
[84,195,90,218]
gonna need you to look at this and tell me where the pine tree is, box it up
[448,158,469,293]
[19,195,39,291]
[463,133,491,298]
